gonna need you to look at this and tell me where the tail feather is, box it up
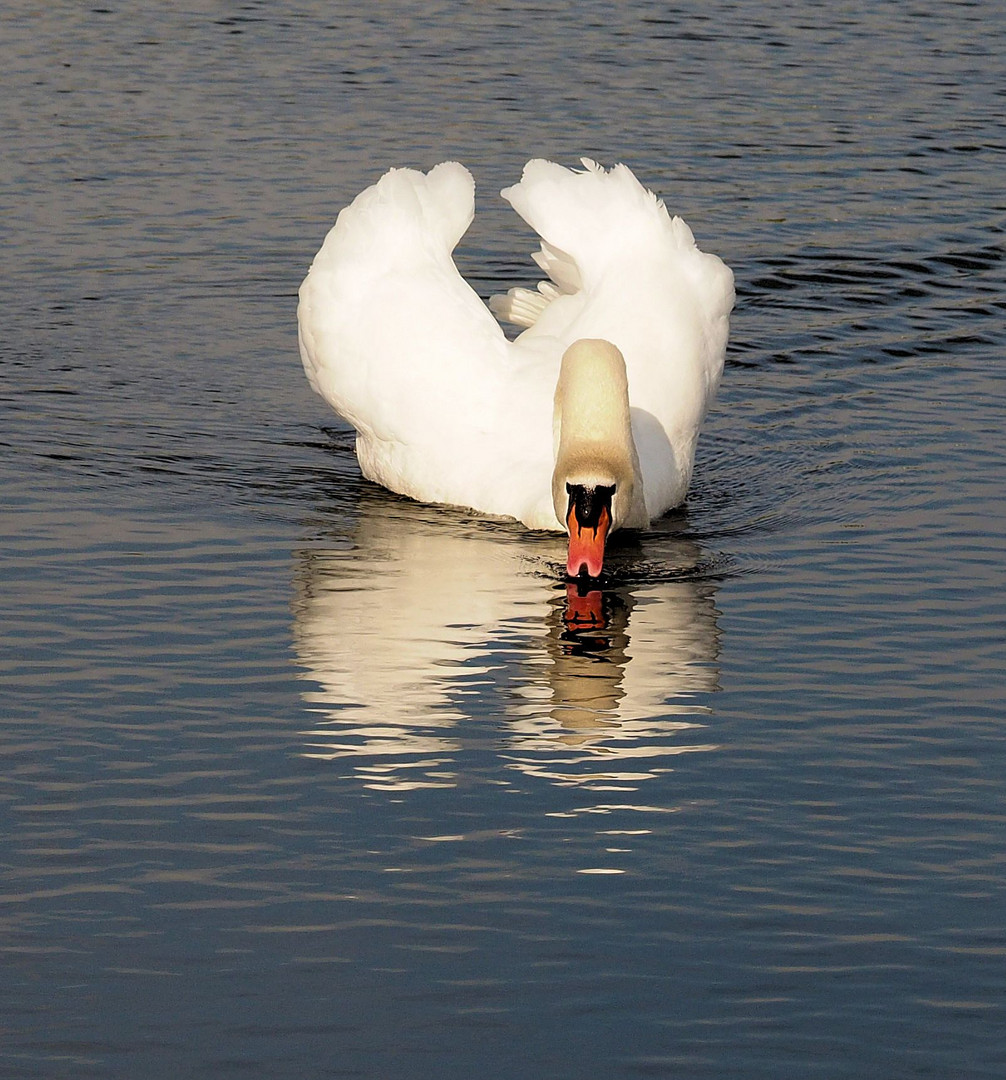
[532,241,582,294]
[488,286,548,329]
[490,239,581,328]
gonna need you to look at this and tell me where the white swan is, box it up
[297,158,733,577]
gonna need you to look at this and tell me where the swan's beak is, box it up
[565,483,614,579]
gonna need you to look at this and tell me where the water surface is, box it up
[2,2,1005,1078]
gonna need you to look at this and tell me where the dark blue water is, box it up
[3,2,1004,1077]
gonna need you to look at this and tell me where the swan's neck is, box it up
[551,339,646,576]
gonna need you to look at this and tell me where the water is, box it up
[2,2,1004,1077]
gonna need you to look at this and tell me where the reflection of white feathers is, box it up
[291,497,721,791]
[298,159,733,530]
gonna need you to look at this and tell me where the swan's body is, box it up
[298,158,733,575]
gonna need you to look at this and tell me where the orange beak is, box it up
[566,501,611,579]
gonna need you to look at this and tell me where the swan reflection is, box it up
[291,493,721,791]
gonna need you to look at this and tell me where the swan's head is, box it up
[551,339,646,579]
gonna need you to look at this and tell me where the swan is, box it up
[297,158,733,577]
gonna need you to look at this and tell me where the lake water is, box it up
[2,1,1004,1077]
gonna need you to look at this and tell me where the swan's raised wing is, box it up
[298,163,557,526]
[299,163,505,441]
[491,159,735,517]
[492,158,733,360]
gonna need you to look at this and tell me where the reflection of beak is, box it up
[565,483,614,579]
[563,582,606,631]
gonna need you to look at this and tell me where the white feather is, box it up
[297,158,734,531]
